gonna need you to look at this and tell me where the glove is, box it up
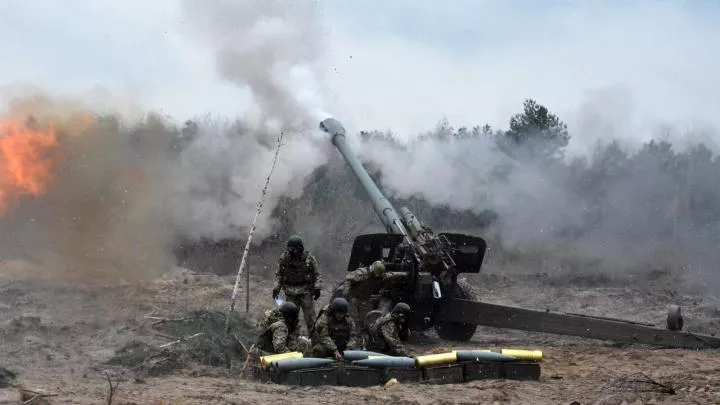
[272,287,280,299]
[334,350,342,360]
[313,288,321,300]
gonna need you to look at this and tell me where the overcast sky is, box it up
[1,0,718,155]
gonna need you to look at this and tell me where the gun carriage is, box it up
[319,117,720,349]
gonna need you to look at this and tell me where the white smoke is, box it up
[169,0,334,240]
[355,131,585,247]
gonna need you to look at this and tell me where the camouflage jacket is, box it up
[311,304,360,353]
[255,308,301,354]
[340,267,406,299]
[274,250,322,295]
[339,267,383,299]
[370,312,409,356]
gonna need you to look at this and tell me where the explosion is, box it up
[0,101,173,282]
[0,116,60,216]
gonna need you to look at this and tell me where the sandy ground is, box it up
[1,260,720,405]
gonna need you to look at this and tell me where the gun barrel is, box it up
[319,118,408,236]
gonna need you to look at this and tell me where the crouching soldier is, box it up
[367,302,411,357]
[337,260,406,330]
[255,302,309,355]
[311,298,361,359]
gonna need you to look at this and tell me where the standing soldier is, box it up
[310,297,361,359]
[273,235,322,334]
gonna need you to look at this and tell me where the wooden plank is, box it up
[440,299,720,349]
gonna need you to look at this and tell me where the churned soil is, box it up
[1,259,719,404]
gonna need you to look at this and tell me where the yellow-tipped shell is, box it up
[415,351,458,367]
[259,351,303,368]
[500,349,543,362]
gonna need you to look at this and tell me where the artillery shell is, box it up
[454,350,516,362]
[353,356,416,368]
[271,357,335,371]
[342,350,389,361]
[415,352,458,367]
[500,349,543,362]
[259,351,303,368]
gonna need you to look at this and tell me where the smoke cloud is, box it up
[0,94,177,281]
[0,0,335,280]
[171,0,333,241]
[352,107,720,290]
[356,125,584,247]
[0,1,718,294]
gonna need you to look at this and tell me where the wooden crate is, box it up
[422,364,465,384]
[282,367,338,386]
[251,364,280,383]
[501,362,541,381]
[461,361,502,381]
[336,365,381,387]
[251,364,267,382]
[380,366,423,383]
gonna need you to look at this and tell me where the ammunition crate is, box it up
[461,361,502,382]
[336,365,381,387]
[252,361,541,386]
[501,361,541,381]
[380,366,423,383]
[422,364,465,384]
[281,367,338,386]
[251,364,275,383]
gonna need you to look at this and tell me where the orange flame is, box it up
[0,117,59,216]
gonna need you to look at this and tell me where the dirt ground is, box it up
[1,259,720,405]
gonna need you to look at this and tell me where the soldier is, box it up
[337,260,404,330]
[367,302,411,357]
[255,302,305,355]
[311,297,361,359]
[273,235,322,334]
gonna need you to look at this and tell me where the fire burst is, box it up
[0,117,59,216]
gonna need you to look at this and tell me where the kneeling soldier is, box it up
[311,297,361,359]
[255,302,306,355]
[367,302,411,357]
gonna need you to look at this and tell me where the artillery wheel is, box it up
[364,310,384,330]
[667,305,683,331]
[362,310,384,348]
[434,279,478,342]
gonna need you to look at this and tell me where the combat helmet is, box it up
[370,260,385,277]
[287,235,304,250]
[391,302,411,316]
[330,297,349,314]
[279,302,299,320]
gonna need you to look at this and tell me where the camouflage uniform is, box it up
[367,304,411,357]
[338,261,404,330]
[255,308,304,355]
[274,236,323,334]
[310,303,361,358]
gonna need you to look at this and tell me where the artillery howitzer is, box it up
[320,117,720,349]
